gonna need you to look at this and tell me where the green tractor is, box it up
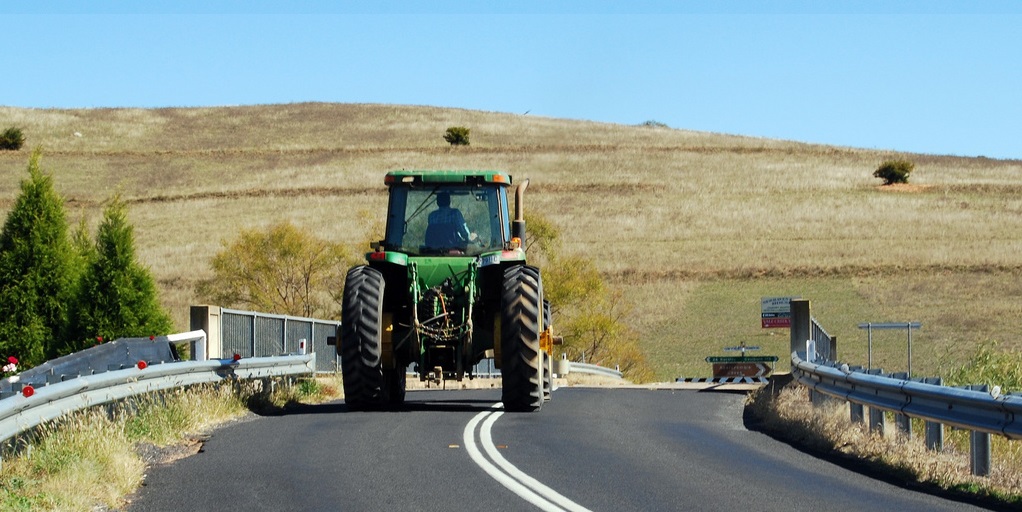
[339,170,555,412]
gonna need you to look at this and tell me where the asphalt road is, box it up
[126,387,991,511]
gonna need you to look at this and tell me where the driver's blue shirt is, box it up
[428,206,465,226]
[428,206,471,242]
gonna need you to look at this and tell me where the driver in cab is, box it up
[427,192,472,249]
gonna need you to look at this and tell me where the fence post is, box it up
[790,299,811,357]
[335,324,342,372]
[251,313,257,357]
[189,305,222,360]
[282,317,288,354]
[310,320,317,355]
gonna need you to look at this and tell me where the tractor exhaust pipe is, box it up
[512,179,529,249]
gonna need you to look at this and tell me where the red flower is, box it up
[7,356,16,365]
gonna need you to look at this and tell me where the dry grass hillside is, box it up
[2,103,1021,380]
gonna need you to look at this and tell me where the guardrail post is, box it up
[895,414,912,439]
[925,421,943,451]
[868,407,886,436]
[849,403,864,424]
[789,299,811,359]
[809,388,832,406]
[553,358,569,376]
[968,431,993,474]
[970,431,991,476]
[888,371,912,438]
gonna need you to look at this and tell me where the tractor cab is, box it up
[381,171,513,256]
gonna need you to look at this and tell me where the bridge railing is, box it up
[190,305,340,372]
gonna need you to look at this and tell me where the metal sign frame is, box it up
[858,322,922,377]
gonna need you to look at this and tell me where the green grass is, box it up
[0,385,242,511]
[630,276,871,378]
[634,270,1022,380]
[0,410,144,510]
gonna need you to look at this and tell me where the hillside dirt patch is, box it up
[876,183,933,193]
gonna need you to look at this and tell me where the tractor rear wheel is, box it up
[340,265,386,410]
[500,265,543,412]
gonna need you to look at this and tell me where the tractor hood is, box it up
[410,255,477,290]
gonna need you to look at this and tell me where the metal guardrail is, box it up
[1,331,195,398]
[791,351,1022,440]
[787,300,1022,476]
[567,362,623,380]
[0,335,316,455]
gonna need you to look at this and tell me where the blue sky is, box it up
[2,1,1020,159]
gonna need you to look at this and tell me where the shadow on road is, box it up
[262,394,502,416]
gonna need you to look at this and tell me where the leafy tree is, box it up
[559,288,654,381]
[0,127,25,150]
[196,222,351,318]
[0,149,80,365]
[65,196,173,353]
[443,126,470,146]
[542,255,604,316]
[526,212,654,381]
[873,159,914,185]
[523,212,561,258]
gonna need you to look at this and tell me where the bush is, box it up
[873,159,914,185]
[0,127,25,150]
[443,126,470,146]
[639,120,669,128]
[196,222,352,318]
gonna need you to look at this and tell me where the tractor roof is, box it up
[385,170,512,186]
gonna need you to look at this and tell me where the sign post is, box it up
[858,322,922,377]
[706,342,778,378]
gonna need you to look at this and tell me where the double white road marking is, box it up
[463,405,592,512]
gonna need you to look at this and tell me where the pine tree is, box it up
[0,149,79,366]
[65,196,173,353]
